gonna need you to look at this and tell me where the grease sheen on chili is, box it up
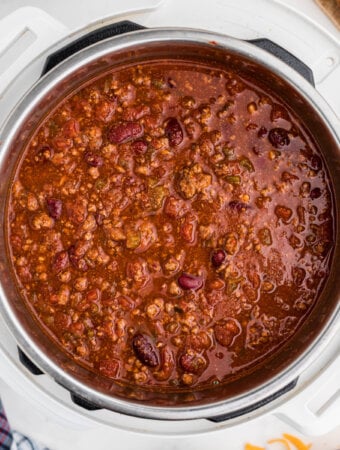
[7,60,334,390]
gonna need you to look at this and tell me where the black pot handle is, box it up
[18,348,44,375]
[208,378,298,423]
[42,20,145,75]
[248,38,315,86]
[70,392,102,411]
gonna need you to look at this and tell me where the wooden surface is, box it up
[316,0,340,28]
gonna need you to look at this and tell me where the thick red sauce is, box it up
[7,61,334,389]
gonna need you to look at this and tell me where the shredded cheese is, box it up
[283,433,312,450]
[244,444,265,450]
[268,438,291,449]
[245,433,312,450]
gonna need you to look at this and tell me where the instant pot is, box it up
[0,1,339,444]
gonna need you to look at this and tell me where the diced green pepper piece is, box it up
[240,157,255,172]
[226,276,244,295]
[225,175,241,185]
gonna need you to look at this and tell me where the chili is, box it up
[7,61,334,390]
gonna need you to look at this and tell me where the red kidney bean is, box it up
[131,140,148,154]
[52,251,69,274]
[310,187,321,199]
[228,200,250,212]
[132,334,159,367]
[180,353,206,374]
[84,151,103,167]
[46,198,62,219]
[108,121,143,144]
[35,146,54,163]
[211,249,226,267]
[165,118,183,146]
[268,128,290,148]
[178,273,203,290]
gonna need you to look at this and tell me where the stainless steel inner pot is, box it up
[0,28,339,421]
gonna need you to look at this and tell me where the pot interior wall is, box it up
[0,39,339,410]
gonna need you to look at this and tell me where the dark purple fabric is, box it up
[0,400,13,450]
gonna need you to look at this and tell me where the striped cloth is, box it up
[0,400,49,450]
[0,400,12,450]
